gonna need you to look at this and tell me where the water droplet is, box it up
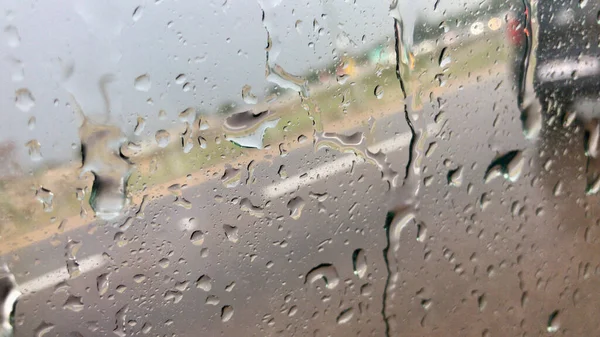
[447,166,463,187]
[223,110,279,149]
[4,25,20,47]
[34,321,54,337]
[132,6,144,21]
[164,289,183,304]
[484,150,524,183]
[337,74,349,85]
[315,131,397,187]
[374,85,384,99]
[478,293,487,312]
[205,295,220,305]
[133,274,146,284]
[36,187,54,212]
[223,225,239,243]
[0,268,21,336]
[190,230,205,246]
[221,166,242,188]
[287,197,305,220]
[63,294,84,312]
[266,64,309,96]
[134,74,151,91]
[196,274,212,291]
[73,92,131,220]
[28,116,36,129]
[305,264,340,289]
[15,88,35,112]
[352,249,367,278]
[547,310,560,333]
[175,74,186,84]
[239,198,264,218]
[97,273,110,295]
[360,283,373,296]
[580,0,588,8]
[520,102,542,140]
[438,47,451,67]
[158,258,170,268]
[242,85,258,104]
[134,117,146,136]
[221,305,234,322]
[225,281,235,292]
[336,307,354,324]
[155,130,170,148]
[26,139,42,161]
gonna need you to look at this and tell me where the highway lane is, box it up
[8,75,600,336]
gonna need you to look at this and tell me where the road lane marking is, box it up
[263,155,359,200]
[262,123,439,199]
[19,254,106,295]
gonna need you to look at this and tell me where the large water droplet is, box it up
[97,272,110,296]
[134,117,146,136]
[520,101,541,140]
[164,290,183,304]
[132,6,144,21]
[374,85,384,99]
[15,88,35,112]
[223,110,279,149]
[26,139,42,161]
[134,74,151,91]
[133,274,146,284]
[36,187,54,212]
[240,198,265,218]
[204,295,218,306]
[63,294,84,312]
[221,166,242,188]
[242,85,258,104]
[221,305,234,322]
[266,65,309,97]
[438,47,451,67]
[477,293,487,312]
[336,307,354,324]
[0,268,21,337]
[190,230,205,246]
[484,150,524,183]
[223,225,239,243]
[547,310,560,333]
[28,116,36,129]
[74,92,131,220]
[196,275,212,291]
[287,197,305,220]
[305,264,340,289]
[447,166,463,187]
[352,249,367,278]
[315,131,398,188]
[155,130,170,148]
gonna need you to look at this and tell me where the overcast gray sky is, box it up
[0,0,481,169]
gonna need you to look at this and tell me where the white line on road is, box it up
[19,254,106,295]
[262,123,439,199]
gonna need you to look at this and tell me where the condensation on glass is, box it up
[1,0,600,335]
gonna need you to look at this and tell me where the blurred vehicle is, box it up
[534,0,600,106]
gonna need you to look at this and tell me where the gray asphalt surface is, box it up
[7,76,600,337]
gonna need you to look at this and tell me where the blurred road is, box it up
[7,75,600,336]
